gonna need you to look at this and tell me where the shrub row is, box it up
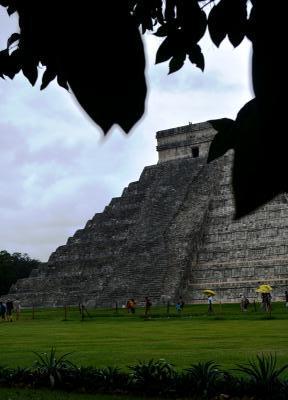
[1,351,288,399]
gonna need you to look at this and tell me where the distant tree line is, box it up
[0,250,40,296]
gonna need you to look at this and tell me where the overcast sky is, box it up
[0,9,253,261]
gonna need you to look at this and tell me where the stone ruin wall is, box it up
[8,121,288,306]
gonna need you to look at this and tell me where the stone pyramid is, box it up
[9,121,288,306]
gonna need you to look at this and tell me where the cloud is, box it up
[0,76,158,260]
[0,12,252,261]
[144,33,252,95]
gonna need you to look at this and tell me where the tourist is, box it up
[240,294,249,312]
[240,294,244,311]
[6,300,13,322]
[260,293,265,310]
[207,295,213,313]
[266,292,272,312]
[144,296,152,317]
[14,300,21,320]
[176,296,185,312]
[285,291,288,308]
[261,292,272,313]
[130,299,136,314]
[244,296,249,311]
[126,299,133,313]
[0,301,6,321]
[79,302,90,319]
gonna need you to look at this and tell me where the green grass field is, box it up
[0,388,144,400]
[1,302,288,370]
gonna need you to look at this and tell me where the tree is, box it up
[0,250,40,295]
[0,1,285,218]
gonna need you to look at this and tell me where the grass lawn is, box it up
[0,388,146,400]
[1,303,288,370]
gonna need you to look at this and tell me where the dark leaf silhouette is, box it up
[22,58,38,86]
[193,9,207,43]
[133,0,163,33]
[155,5,164,25]
[7,32,20,49]
[232,2,286,218]
[40,68,57,90]
[63,3,146,133]
[155,37,174,64]
[2,1,147,133]
[207,118,235,163]
[188,45,204,71]
[228,30,245,48]
[168,53,185,74]
[164,0,176,22]
[208,1,227,47]
[141,16,153,34]
[7,4,16,15]
[0,48,21,79]
[154,24,169,37]
[209,118,234,133]
[177,0,207,44]
[208,0,247,48]
[57,73,69,91]
[232,99,282,219]
[226,0,247,48]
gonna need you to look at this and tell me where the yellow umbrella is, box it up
[203,289,216,296]
[256,284,272,293]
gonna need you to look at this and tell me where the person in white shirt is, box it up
[207,296,213,313]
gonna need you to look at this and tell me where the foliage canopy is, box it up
[0,250,40,295]
[0,1,285,217]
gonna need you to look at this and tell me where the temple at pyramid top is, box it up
[156,121,215,163]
